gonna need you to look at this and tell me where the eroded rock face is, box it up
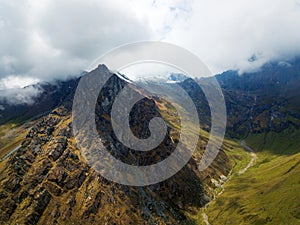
[0,66,231,225]
[25,187,52,225]
[47,137,67,161]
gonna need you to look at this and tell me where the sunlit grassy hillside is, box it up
[203,129,300,225]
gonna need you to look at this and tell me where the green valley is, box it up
[200,129,300,225]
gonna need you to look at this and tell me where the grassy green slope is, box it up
[204,129,300,225]
[0,123,29,160]
[192,140,252,224]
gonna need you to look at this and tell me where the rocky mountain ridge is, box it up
[0,65,232,224]
[2,58,300,140]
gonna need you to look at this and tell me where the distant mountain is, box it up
[1,57,300,138]
[168,73,189,82]
[216,58,300,93]
[2,57,300,138]
[216,57,300,137]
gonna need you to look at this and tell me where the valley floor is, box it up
[201,140,257,225]
[198,133,300,225]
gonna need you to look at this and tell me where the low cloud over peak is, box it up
[0,85,43,106]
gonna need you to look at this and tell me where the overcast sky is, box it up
[1,0,300,89]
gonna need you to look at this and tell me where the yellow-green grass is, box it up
[191,140,252,224]
[203,130,300,225]
[246,127,300,155]
[222,139,253,174]
[0,123,29,159]
[157,98,255,224]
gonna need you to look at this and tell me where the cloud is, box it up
[0,76,42,105]
[0,76,40,89]
[120,62,183,81]
[163,0,300,73]
[0,0,152,82]
[0,85,43,105]
[1,0,300,87]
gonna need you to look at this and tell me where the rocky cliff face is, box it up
[0,66,231,224]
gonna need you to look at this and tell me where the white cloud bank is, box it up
[1,0,300,86]
[163,0,300,73]
[0,0,151,82]
[0,85,43,105]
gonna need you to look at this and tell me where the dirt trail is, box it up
[0,145,21,161]
[239,140,257,174]
[202,140,257,225]
[202,210,210,225]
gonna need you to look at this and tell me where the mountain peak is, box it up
[96,64,109,71]
[168,73,189,82]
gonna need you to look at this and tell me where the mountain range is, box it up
[0,58,299,224]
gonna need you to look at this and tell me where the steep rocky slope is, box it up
[0,66,233,224]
